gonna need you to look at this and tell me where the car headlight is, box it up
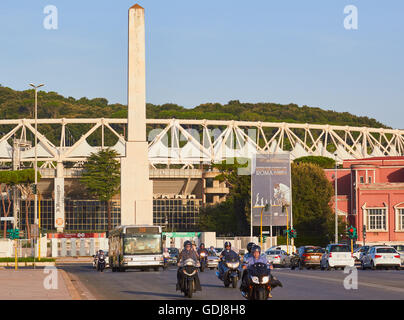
[251,276,260,284]
[261,276,269,284]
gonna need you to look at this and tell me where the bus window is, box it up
[124,234,162,255]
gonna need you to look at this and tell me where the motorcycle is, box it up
[180,258,200,298]
[216,256,242,288]
[243,262,272,300]
[97,253,106,272]
[199,251,207,272]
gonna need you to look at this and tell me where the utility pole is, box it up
[29,83,44,260]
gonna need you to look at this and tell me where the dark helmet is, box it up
[247,242,255,254]
[251,245,261,254]
[184,240,192,248]
[224,241,231,249]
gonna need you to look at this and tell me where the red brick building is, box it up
[325,157,404,245]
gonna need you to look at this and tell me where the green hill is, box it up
[0,85,388,128]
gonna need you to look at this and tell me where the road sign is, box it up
[0,217,14,222]
[7,229,20,240]
[31,224,39,239]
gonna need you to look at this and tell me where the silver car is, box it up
[265,249,291,267]
[206,249,220,269]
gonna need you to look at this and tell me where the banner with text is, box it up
[251,153,291,226]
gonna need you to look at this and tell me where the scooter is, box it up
[180,259,200,298]
[216,256,242,288]
[97,253,106,272]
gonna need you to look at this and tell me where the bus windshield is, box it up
[123,234,162,255]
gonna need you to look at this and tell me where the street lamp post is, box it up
[29,83,44,258]
[334,152,338,244]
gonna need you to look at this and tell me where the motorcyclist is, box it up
[218,242,239,279]
[163,248,170,268]
[243,242,256,262]
[240,245,282,297]
[197,243,209,256]
[176,240,202,292]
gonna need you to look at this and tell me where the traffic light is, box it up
[347,226,357,239]
[32,184,37,194]
[289,228,297,239]
[362,225,367,239]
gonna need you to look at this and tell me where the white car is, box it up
[361,246,401,270]
[320,244,355,270]
[391,245,404,267]
[353,245,370,263]
[265,249,290,267]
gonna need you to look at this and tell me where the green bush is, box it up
[0,257,55,262]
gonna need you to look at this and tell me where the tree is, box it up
[0,169,40,239]
[294,156,336,169]
[199,159,251,236]
[0,171,15,238]
[291,162,339,246]
[80,149,120,231]
[16,169,38,240]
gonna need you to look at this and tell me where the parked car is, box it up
[361,246,401,270]
[391,245,404,267]
[207,249,220,270]
[353,245,370,264]
[293,246,324,270]
[320,244,354,270]
[264,249,291,267]
[167,247,179,265]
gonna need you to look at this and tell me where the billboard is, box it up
[251,153,291,226]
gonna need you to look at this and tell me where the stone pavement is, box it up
[0,268,75,300]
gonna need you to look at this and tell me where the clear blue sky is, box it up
[0,1,403,128]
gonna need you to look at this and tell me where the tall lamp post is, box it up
[29,83,44,258]
[334,152,338,244]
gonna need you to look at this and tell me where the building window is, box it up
[398,208,404,231]
[367,208,387,231]
[359,176,364,184]
[368,177,372,184]
[205,178,214,188]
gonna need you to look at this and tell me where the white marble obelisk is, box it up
[120,4,153,225]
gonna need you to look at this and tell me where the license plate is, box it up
[312,256,319,259]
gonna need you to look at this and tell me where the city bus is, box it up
[108,225,164,272]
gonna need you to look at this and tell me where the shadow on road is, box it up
[202,284,228,289]
[121,290,182,299]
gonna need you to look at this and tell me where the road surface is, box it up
[59,263,404,300]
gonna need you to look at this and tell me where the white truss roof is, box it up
[21,142,56,158]
[0,140,13,159]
